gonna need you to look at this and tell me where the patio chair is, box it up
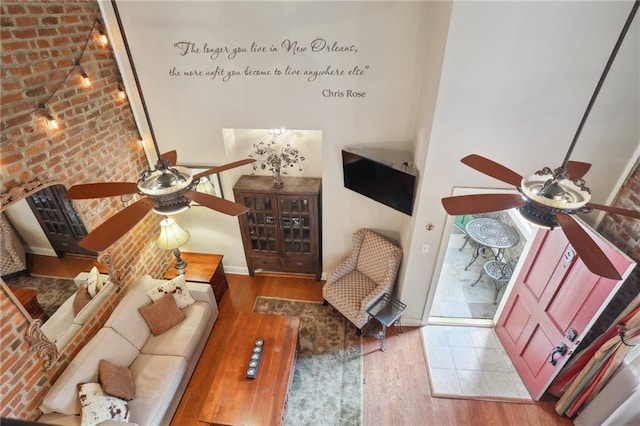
[472,256,520,304]
[322,228,403,335]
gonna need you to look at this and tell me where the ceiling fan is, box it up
[65,149,255,252]
[441,1,640,281]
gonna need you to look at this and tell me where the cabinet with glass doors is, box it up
[233,175,322,280]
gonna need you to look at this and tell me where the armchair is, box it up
[322,228,403,334]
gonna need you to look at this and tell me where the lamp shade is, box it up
[195,177,216,195]
[156,217,190,250]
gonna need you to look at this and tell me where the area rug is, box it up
[253,297,363,426]
[3,274,76,317]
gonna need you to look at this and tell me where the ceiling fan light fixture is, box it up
[137,166,193,196]
[520,173,591,210]
[518,171,592,229]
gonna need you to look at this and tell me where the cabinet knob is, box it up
[296,262,304,267]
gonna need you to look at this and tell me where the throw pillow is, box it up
[86,266,103,298]
[72,285,92,316]
[138,293,186,335]
[78,382,129,426]
[99,359,135,401]
[146,275,195,309]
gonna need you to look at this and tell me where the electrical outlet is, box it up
[422,244,429,254]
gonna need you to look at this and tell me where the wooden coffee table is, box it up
[200,312,301,425]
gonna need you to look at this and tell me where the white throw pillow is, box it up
[86,266,103,298]
[78,382,129,426]
[146,275,195,309]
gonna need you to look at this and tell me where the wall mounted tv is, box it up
[342,147,418,216]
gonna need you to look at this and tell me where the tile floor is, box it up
[430,233,502,319]
[421,324,532,401]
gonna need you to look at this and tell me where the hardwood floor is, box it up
[26,253,105,278]
[26,255,570,425]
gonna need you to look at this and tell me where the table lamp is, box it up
[157,217,190,274]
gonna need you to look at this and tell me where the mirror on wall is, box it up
[1,180,120,367]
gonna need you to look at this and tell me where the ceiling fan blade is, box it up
[161,150,178,166]
[461,154,523,187]
[79,197,156,251]
[65,182,139,199]
[183,191,249,216]
[585,203,640,220]
[555,212,622,280]
[442,194,526,215]
[193,158,256,180]
[566,161,592,179]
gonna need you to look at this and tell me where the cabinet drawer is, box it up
[283,258,318,273]
[249,256,282,270]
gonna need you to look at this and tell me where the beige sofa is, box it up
[38,275,218,426]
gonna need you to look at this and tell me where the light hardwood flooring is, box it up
[28,255,570,425]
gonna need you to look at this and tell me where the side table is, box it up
[164,252,228,304]
[13,287,48,322]
[365,293,407,352]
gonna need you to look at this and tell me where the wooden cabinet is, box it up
[164,252,228,303]
[233,175,322,280]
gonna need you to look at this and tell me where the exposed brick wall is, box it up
[580,161,640,348]
[1,1,171,420]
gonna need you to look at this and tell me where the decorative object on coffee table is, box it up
[246,338,264,379]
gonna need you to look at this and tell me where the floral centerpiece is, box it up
[248,140,305,188]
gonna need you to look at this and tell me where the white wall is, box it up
[104,1,430,281]
[102,1,639,325]
[403,0,639,322]
[4,200,55,256]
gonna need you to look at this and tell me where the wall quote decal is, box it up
[170,37,370,97]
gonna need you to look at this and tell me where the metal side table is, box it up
[365,293,407,352]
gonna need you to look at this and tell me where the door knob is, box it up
[549,342,568,366]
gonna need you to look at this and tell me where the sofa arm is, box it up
[186,282,215,305]
[73,280,115,325]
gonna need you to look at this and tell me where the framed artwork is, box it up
[182,165,224,199]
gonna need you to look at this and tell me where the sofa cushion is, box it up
[41,328,139,416]
[79,382,129,426]
[86,266,104,298]
[104,276,155,349]
[141,301,211,359]
[72,285,91,316]
[147,275,195,309]
[99,360,135,401]
[138,293,185,336]
[127,354,187,426]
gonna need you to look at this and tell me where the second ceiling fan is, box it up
[441,1,640,281]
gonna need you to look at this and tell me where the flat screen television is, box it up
[342,147,417,216]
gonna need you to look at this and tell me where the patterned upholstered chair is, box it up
[322,228,403,335]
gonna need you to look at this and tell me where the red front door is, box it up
[495,221,635,400]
